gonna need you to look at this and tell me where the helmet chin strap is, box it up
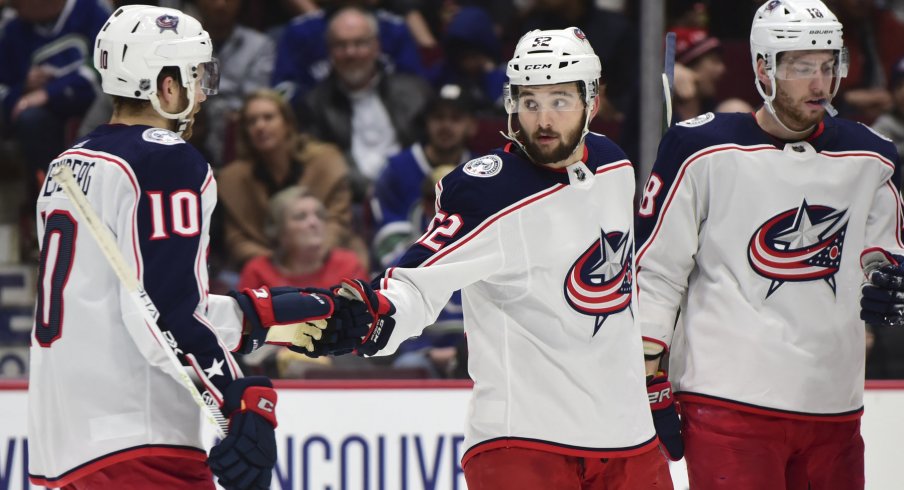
[758,71,817,139]
[148,83,198,137]
[763,98,814,139]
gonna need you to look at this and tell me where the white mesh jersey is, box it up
[373,134,657,465]
[636,112,903,420]
[29,125,245,487]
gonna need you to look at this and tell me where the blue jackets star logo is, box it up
[748,199,848,297]
[155,14,180,33]
[564,229,633,335]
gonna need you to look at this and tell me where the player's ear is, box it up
[755,58,771,89]
[159,74,182,108]
[589,95,601,120]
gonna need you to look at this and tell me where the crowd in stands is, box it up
[2,0,904,379]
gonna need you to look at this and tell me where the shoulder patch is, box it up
[463,155,503,178]
[677,112,715,128]
[142,128,184,146]
[860,122,893,143]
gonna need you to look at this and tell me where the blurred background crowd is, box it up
[1,0,903,380]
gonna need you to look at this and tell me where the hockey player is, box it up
[636,1,903,489]
[286,28,676,489]
[28,6,354,489]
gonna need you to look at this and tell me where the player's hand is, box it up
[861,249,904,327]
[208,377,277,490]
[230,286,334,353]
[336,279,397,356]
[647,372,684,461]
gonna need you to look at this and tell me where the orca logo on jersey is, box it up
[748,199,849,297]
[564,229,633,335]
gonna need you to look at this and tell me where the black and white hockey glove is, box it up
[861,249,904,327]
[336,279,397,356]
[208,377,277,490]
[647,372,684,461]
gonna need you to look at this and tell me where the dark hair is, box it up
[112,66,182,114]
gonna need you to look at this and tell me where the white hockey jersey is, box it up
[374,134,657,465]
[636,112,903,419]
[29,125,245,487]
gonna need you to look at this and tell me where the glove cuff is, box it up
[647,373,674,411]
[223,377,278,427]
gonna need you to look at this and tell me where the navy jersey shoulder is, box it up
[440,133,629,220]
[822,117,900,162]
[584,132,631,169]
[649,112,764,189]
[79,125,209,190]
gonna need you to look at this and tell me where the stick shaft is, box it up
[52,165,227,437]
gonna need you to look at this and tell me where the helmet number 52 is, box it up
[531,36,552,47]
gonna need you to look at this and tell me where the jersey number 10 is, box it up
[35,191,201,346]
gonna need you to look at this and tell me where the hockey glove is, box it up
[208,377,277,490]
[336,279,397,356]
[229,286,333,354]
[860,250,904,327]
[291,294,373,357]
[647,372,684,461]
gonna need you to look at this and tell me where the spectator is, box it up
[519,0,638,119]
[272,0,424,104]
[829,0,904,121]
[237,185,371,380]
[871,56,904,162]
[0,0,109,186]
[195,0,276,167]
[237,186,368,291]
[303,6,433,199]
[427,7,507,114]
[371,84,475,268]
[389,165,468,379]
[671,27,752,121]
[217,89,366,268]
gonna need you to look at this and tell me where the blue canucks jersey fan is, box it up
[0,0,109,185]
[271,3,424,104]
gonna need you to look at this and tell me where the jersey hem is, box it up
[29,444,207,488]
[461,434,658,467]
[678,392,864,422]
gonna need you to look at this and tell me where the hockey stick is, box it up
[52,165,228,438]
[662,31,676,131]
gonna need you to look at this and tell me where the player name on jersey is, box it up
[42,158,96,197]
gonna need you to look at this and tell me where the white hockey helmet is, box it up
[502,28,601,161]
[750,0,848,124]
[505,27,601,107]
[94,5,218,133]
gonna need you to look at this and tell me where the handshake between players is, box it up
[229,279,397,359]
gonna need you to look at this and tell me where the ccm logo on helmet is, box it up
[524,64,553,70]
